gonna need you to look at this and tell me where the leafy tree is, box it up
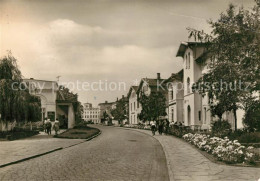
[111,98,128,124]
[138,91,167,123]
[0,53,41,124]
[189,1,260,130]
[243,99,260,132]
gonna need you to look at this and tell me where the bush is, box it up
[243,100,260,132]
[211,120,231,138]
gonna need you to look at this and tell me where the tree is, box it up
[0,53,41,125]
[138,91,167,123]
[243,99,260,132]
[111,99,128,124]
[189,1,260,130]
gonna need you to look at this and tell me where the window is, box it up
[185,54,188,69]
[134,102,136,110]
[187,52,191,69]
[204,107,207,124]
[131,103,132,112]
[198,111,201,121]
[172,108,174,122]
[172,88,175,100]
[187,77,190,94]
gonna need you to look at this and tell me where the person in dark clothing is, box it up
[164,119,170,135]
[158,120,163,135]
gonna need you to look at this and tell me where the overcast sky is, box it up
[0,0,255,106]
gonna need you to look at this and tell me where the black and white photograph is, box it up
[0,0,260,180]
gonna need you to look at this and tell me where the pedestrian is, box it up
[53,118,60,135]
[46,119,52,135]
[158,120,163,135]
[164,119,170,135]
[150,121,156,136]
[43,118,48,133]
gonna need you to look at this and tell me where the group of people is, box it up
[150,119,170,136]
[44,118,60,135]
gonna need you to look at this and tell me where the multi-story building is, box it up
[127,86,139,125]
[82,103,100,124]
[127,73,167,125]
[175,41,244,130]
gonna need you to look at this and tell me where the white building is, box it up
[127,86,140,125]
[82,103,100,124]
[23,78,76,129]
[175,42,244,130]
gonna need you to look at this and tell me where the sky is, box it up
[0,0,255,106]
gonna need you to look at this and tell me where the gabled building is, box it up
[176,41,244,130]
[127,73,168,124]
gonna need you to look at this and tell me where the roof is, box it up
[137,78,166,94]
[194,51,210,64]
[127,86,138,99]
[98,102,114,106]
[163,73,182,84]
[176,42,206,57]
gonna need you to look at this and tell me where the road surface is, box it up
[0,125,169,181]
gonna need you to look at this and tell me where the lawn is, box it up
[55,126,100,139]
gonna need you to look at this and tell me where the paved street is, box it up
[0,125,169,181]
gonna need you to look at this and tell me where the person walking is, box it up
[158,120,163,135]
[53,118,60,135]
[164,119,170,135]
[43,118,48,133]
[46,119,52,135]
[150,121,156,136]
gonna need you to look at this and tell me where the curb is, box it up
[0,129,102,169]
[0,147,62,168]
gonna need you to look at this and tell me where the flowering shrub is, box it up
[183,133,259,164]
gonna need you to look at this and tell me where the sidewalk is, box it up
[0,131,85,167]
[124,128,260,181]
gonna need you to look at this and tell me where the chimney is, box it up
[157,73,161,80]
[116,97,118,101]
[105,101,108,103]
[122,95,124,98]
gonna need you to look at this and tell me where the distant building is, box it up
[82,103,100,124]
[98,101,114,122]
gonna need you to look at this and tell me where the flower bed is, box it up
[183,133,259,165]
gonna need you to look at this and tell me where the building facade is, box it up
[127,86,140,125]
[23,78,76,129]
[175,42,244,130]
[82,103,100,124]
[165,73,184,124]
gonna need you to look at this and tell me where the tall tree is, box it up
[189,1,260,130]
[111,98,128,124]
[0,53,41,124]
[138,91,167,123]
